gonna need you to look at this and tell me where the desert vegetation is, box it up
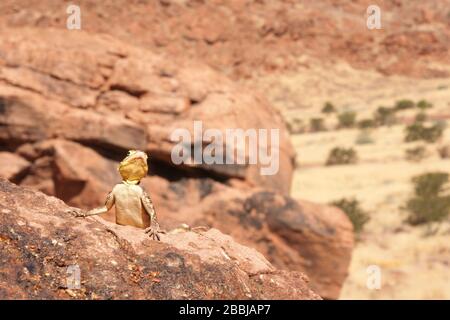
[417,99,433,110]
[337,111,357,129]
[358,119,376,129]
[394,99,415,111]
[404,121,444,143]
[322,102,336,114]
[331,198,370,234]
[403,172,450,226]
[310,117,326,132]
[373,106,397,126]
[292,94,450,299]
[326,147,358,166]
[405,146,428,162]
[415,112,427,123]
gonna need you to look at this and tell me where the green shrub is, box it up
[322,102,336,114]
[358,119,376,129]
[414,173,449,197]
[310,117,326,132]
[417,100,433,110]
[326,147,358,165]
[331,198,370,233]
[405,146,427,162]
[337,111,357,128]
[374,107,397,126]
[404,122,444,143]
[404,172,450,225]
[395,99,415,111]
[415,112,427,123]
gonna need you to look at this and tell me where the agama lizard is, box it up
[73,150,163,240]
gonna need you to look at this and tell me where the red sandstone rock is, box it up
[152,183,354,299]
[0,28,295,194]
[0,151,30,181]
[0,179,320,300]
[0,1,447,78]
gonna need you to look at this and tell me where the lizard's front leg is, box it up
[72,192,115,218]
[144,221,163,241]
[141,191,165,241]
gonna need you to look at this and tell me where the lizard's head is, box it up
[118,150,149,185]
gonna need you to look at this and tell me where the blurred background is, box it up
[0,0,449,299]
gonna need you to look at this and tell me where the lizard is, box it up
[72,150,163,241]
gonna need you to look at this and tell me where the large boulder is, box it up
[146,182,354,299]
[0,28,294,194]
[6,138,353,299]
[0,88,147,152]
[16,139,119,212]
[0,151,30,182]
[0,179,320,300]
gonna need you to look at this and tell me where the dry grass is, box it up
[266,60,450,299]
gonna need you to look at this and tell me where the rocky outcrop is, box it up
[16,139,118,210]
[0,179,320,300]
[0,28,353,299]
[146,182,354,300]
[0,28,294,194]
[5,137,353,298]
[0,151,29,182]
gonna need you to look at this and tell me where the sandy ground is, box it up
[291,127,450,299]
[259,60,450,299]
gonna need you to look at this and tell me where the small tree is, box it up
[415,112,427,123]
[417,99,433,110]
[310,117,326,132]
[326,147,358,165]
[374,107,397,126]
[322,102,336,114]
[337,111,357,128]
[404,172,450,225]
[395,99,415,111]
[404,122,444,143]
[358,119,376,129]
[331,198,370,233]
[405,146,427,162]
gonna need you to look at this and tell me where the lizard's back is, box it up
[112,183,150,228]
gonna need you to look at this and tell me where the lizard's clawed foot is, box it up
[144,224,166,241]
[67,208,86,218]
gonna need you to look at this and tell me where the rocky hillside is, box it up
[0,178,320,299]
[1,0,449,79]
